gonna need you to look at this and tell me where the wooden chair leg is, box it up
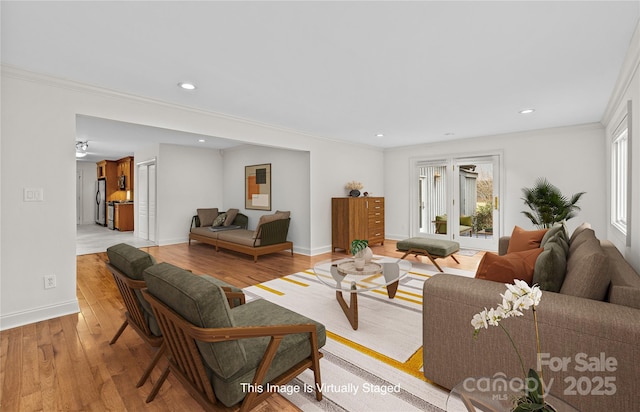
[450,254,460,264]
[109,320,129,345]
[136,342,166,388]
[146,365,171,403]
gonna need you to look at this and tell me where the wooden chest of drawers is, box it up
[331,197,385,252]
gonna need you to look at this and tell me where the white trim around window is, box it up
[610,101,632,246]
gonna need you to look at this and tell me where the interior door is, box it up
[148,163,157,242]
[137,164,149,239]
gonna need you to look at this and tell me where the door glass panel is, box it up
[418,161,449,236]
[455,157,499,250]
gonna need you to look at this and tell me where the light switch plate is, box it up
[24,188,44,202]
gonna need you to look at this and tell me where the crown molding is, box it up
[1,64,384,152]
[602,19,640,127]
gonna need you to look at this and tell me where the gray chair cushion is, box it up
[209,299,326,407]
[201,275,244,307]
[143,262,247,379]
[106,243,156,281]
[106,243,161,336]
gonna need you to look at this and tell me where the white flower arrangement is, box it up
[345,181,364,191]
[472,280,553,412]
[471,280,542,332]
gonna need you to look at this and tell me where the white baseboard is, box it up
[0,299,80,331]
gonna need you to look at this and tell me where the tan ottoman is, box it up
[396,237,460,272]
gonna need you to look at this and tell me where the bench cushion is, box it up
[397,237,459,257]
[218,229,261,247]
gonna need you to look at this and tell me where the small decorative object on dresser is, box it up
[345,181,363,197]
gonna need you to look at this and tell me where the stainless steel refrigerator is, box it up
[95,178,106,226]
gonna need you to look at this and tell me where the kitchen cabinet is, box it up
[96,160,119,201]
[331,197,385,252]
[114,203,134,231]
[117,156,134,193]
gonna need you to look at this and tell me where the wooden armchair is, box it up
[105,244,165,388]
[141,262,325,411]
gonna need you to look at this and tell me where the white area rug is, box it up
[243,258,475,412]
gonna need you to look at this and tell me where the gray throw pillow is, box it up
[561,238,610,301]
[570,222,592,244]
[212,212,227,227]
[197,208,218,227]
[541,224,568,248]
[224,208,239,226]
[532,241,567,292]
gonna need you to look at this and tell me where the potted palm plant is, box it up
[521,178,585,229]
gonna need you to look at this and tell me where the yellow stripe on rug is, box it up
[254,284,285,296]
[326,330,426,381]
[280,277,309,287]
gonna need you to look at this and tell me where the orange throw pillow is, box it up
[475,248,544,285]
[507,226,548,253]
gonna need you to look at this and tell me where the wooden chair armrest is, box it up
[189,323,318,342]
[221,286,246,308]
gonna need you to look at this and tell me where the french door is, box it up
[413,154,501,251]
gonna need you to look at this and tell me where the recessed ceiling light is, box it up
[519,108,535,114]
[178,82,196,90]
[198,139,206,143]
[376,133,384,138]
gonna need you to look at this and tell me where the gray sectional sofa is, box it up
[423,224,640,412]
[188,208,294,262]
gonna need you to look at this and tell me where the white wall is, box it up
[0,66,384,329]
[223,145,311,254]
[1,70,80,329]
[602,20,640,271]
[156,144,224,245]
[384,123,607,243]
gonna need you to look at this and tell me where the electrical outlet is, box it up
[44,274,56,289]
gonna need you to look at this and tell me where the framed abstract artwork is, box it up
[245,163,272,210]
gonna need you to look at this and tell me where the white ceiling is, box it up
[2,1,639,159]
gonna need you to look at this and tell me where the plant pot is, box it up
[356,247,373,263]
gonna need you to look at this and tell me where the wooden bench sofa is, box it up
[188,209,294,262]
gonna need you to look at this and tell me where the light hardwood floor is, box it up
[0,240,483,411]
